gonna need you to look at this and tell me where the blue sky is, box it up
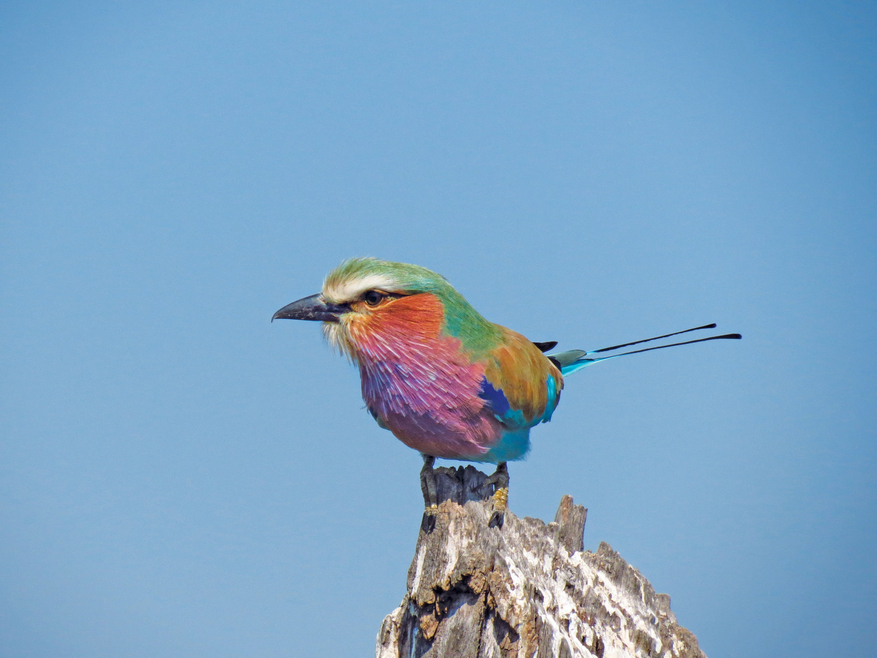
[1,2,875,656]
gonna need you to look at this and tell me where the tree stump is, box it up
[376,465,705,658]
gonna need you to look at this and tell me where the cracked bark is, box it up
[376,465,706,658]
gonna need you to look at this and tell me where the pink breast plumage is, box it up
[356,331,502,460]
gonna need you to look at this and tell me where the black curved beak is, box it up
[272,294,349,323]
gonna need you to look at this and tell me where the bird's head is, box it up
[273,258,491,362]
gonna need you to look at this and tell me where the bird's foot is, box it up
[421,504,438,533]
[420,455,438,533]
[486,462,509,528]
[489,486,508,528]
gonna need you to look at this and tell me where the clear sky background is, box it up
[1,2,875,657]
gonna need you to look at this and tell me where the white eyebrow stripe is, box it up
[323,273,401,303]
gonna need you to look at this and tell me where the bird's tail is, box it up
[549,323,741,376]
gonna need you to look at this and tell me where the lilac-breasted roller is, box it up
[273,257,740,527]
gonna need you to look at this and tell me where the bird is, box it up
[273,257,740,528]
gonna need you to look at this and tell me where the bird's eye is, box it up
[363,290,383,306]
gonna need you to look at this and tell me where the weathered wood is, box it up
[377,467,706,658]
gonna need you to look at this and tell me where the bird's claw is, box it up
[421,504,439,533]
[420,456,439,533]
[486,462,509,529]
[488,486,508,528]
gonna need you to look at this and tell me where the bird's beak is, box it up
[272,293,349,323]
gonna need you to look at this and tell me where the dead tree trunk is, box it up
[376,465,705,658]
